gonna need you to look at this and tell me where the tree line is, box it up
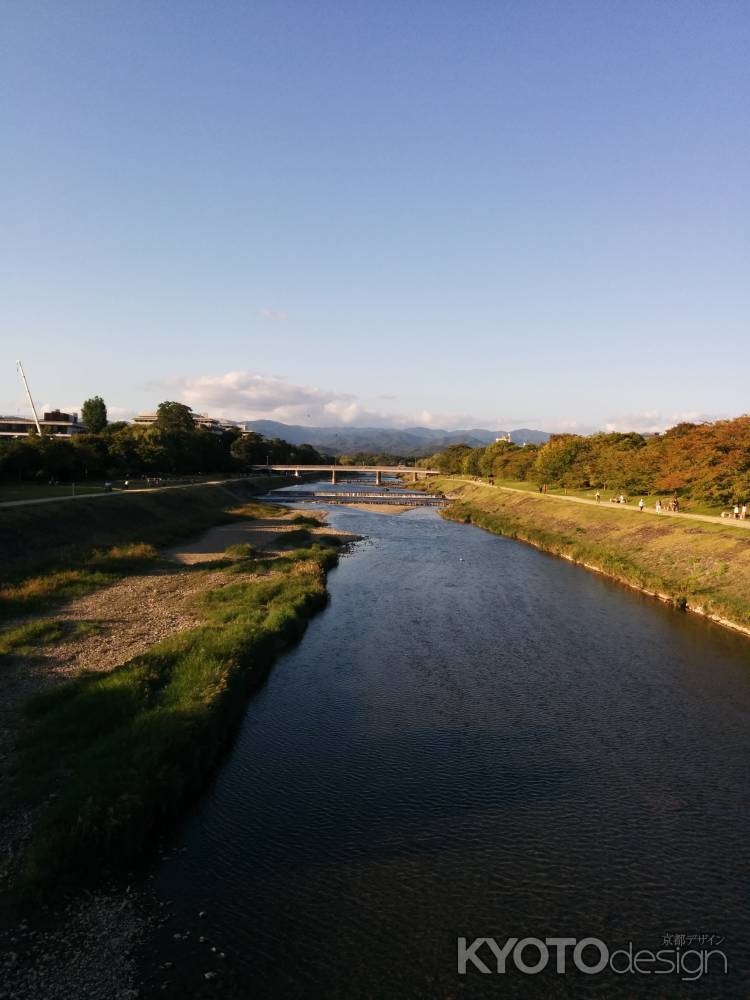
[0,400,327,483]
[337,451,413,466]
[417,416,750,505]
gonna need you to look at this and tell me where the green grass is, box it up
[0,474,252,504]
[223,542,257,559]
[221,538,342,577]
[0,544,160,620]
[0,620,67,659]
[467,477,728,517]
[0,476,293,578]
[0,619,106,662]
[290,514,321,527]
[226,499,286,519]
[13,542,339,893]
[0,490,293,622]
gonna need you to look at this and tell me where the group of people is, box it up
[593,491,680,513]
[652,498,680,513]
[592,489,747,520]
[722,504,748,520]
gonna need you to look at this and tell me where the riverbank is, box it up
[0,500,349,904]
[0,474,297,577]
[0,494,353,998]
[430,477,750,637]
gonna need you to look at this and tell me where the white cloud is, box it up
[161,370,499,430]
[257,308,289,322]
[602,410,721,434]
[170,371,384,426]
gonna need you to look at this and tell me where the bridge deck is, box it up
[253,465,439,474]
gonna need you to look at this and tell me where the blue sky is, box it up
[1,0,748,432]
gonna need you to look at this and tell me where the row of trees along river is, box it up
[0,399,327,483]
[418,414,750,507]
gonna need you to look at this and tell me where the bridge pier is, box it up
[412,471,419,482]
[331,468,337,485]
[375,470,382,486]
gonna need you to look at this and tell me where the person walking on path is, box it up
[639,498,645,512]
[742,503,748,520]
[734,504,740,519]
[595,491,601,504]
[655,499,662,514]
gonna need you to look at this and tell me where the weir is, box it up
[265,490,449,507]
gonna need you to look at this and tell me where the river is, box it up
[142,482,750,998]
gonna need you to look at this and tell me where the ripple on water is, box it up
[150,501,750,999]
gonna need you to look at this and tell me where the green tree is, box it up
[533,436,591,486]
[231,432,267,468]
[461,448,482,476]
[80,396,108,433]
[155,401,195,434]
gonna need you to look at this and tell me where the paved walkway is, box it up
[0,477,251,508]
[451,479,750,531]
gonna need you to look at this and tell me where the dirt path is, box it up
[449,479,750,530]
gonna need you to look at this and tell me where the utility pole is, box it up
[16,360,42,434]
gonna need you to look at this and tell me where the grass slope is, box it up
[0,475,288,577]
[436,478,750,632]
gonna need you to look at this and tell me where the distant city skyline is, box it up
[2,2,748,434]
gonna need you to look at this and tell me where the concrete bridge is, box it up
[252,465,440,485]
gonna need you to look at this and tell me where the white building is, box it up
[0,411,84,438]
[132,411,241,436]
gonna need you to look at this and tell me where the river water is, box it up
[145,484,750,998]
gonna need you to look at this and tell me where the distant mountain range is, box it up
[241,420,550,456]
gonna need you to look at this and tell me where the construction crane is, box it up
[16,360,42,434]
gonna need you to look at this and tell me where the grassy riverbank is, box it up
[432,478,750,635]
[8,533,342,895]
[0,474,288,577]
[0,477,297,623]
[0,479,345,898]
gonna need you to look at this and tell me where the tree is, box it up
[533,436,591,486]
[461,448,482,476]
[155,401,195,434]
[231,432,267,468]
[81,396,108,433]
[429,443,474,475]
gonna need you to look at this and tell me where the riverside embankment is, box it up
[0,474,293,576]
[0,478,348,903]
[429,477,750,636]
